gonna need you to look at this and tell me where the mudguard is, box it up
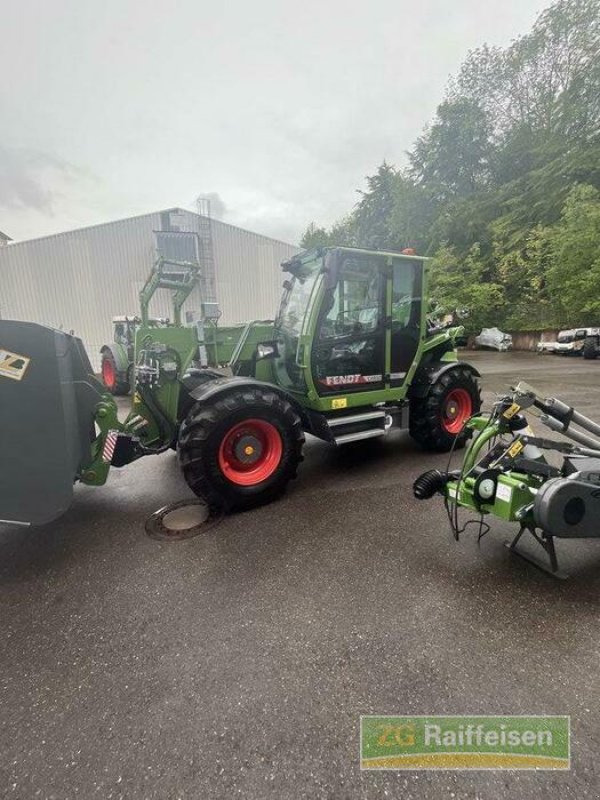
[187,376,307,422]
[100,342,130,373]
[408,360,481,399]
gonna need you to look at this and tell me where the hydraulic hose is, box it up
[413,470,451,500]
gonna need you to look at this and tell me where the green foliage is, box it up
[300,216,357,249]
[546,184,600,322]
[429,244,505,334]
[389,175,438,254]
[304,0,600,330]
[353,162,401,249]
[410,99,491,201]
[493,223,555,329]
[301,222,333,249]
[450,0,600,142]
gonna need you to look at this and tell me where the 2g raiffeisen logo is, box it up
[361,716,570,770]
[0,349,31,382]
[376,723,416,747]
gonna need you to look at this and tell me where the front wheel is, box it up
[178,387,305,511]
[409,366,481,452]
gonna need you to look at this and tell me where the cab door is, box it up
[389,258,424,386]
[311,252,386,395]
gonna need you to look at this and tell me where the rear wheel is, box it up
[583,338,598,360]
[409,366,481,452]
[100,351,130,395]
[178,387,304,511]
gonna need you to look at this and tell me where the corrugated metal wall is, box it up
[0,209,299,369]
[212,220,297,323]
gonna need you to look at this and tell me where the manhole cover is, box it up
[145,499,223,541]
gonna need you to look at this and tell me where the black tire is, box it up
[583,338,598,360]
[409,366,481,452]
[178,387,305,511]
[100,351,130,396]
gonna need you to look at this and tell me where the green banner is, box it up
[361,716,570,770]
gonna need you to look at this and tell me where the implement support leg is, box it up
[505,525,568,580]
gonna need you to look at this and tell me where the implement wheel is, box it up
[178,387,305,511]
[100,351,130,396]
[409,366,481,452]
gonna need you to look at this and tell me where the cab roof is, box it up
[282,245,429,273]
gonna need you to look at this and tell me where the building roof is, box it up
[0,230,12,242]
[0,208,297,250]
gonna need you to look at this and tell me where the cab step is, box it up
[327,410,386,427]
[326,409,388,445]
[334,428,386,445]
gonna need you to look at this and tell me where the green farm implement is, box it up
[1,246,481,526]
[414,381,600,577]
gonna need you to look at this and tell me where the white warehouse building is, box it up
[0,208,299,369]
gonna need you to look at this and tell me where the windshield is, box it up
[277,269,320,335]
[275,263,321,392]
[557,332,574,343]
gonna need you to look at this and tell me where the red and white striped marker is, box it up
[102,430,119,463]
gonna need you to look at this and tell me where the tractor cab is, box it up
[112,316,138,349]
[274,247,427,408]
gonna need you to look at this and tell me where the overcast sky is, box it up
[1,0,544,245]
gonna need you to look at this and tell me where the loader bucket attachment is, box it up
[0,321,104,526]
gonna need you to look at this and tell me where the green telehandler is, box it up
[0,246,480,526]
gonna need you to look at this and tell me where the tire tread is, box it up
[409,366,481,452]
[178,387,304,511]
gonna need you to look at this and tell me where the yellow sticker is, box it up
[503,402,521,419]
[507,440,524,458]
[0,348,31,382]
[332,397,347,409]
[133,392,142,405]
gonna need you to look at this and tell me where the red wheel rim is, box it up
[102,357,116,389]
[441,388,472,434]
[218,418,283,486]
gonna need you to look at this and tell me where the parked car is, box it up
[537,338,558,354]
[537,328,598,356]
[474,327,513,352]
[554,328,588,355]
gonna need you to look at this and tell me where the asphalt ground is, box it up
[1,351,599,799]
